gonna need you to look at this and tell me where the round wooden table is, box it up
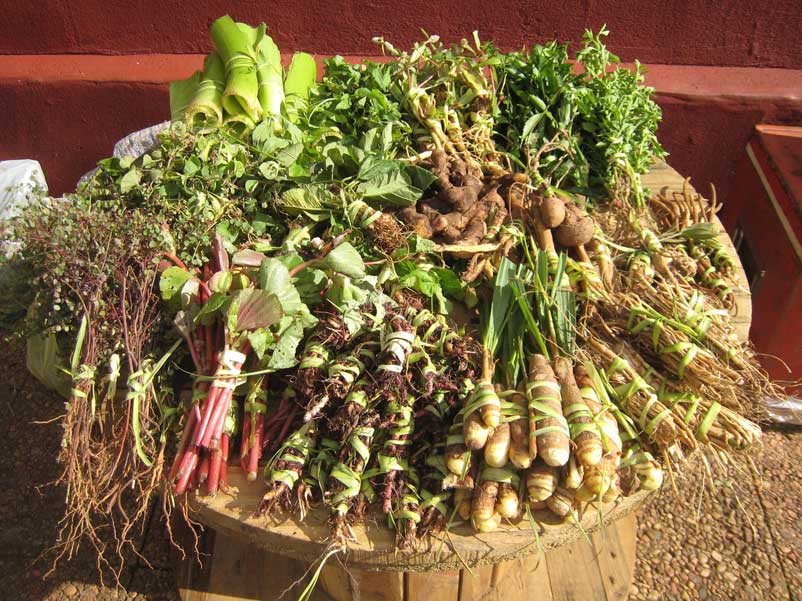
[176,162,751,601]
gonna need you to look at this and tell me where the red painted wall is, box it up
[3,1,802,68]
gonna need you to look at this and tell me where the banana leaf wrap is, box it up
[169,70,201,122]
[283,52,317,122]
[255,33,284,118]
[210,15,262,122]
[184,52,225,132]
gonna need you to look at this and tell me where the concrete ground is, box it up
[1,340,799,601]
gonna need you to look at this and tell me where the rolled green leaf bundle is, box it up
[210,15,262,122]
[283,52,317,122]
[183,52,225,132]
[255,33,285,118]
[223,113,257,137]
[169,70,201,122]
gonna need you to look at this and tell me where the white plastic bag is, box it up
[763,395,802,426]
[0,159,47,217]
[0,159,48,256]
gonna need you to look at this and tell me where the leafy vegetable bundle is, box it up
[2,15,779,573]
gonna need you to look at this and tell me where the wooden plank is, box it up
[457,563,494,601]
[352,571,405,601]
[318,563,351,601]
[477,555,554,601]
[406,570,460,601]
[523,553,556,601]
[319,566,404,601]
[591,514,638,601]
[179,530,331,601]
[545,533,605,601]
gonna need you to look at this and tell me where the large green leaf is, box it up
[356,158,424,207]
[267,318,305,369]
[317,242,365,280]
[195,292,231,324]
[277,185,332,220]
[234,289,282,332]
[258,258,303,314]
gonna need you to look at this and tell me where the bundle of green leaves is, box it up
[496,26,666,203]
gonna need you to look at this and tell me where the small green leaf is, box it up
[268,318,305,369]
[183,156,201,176]
[248,329,275,360]
[160,267,192,302]
[278,186,330,219]
[259,161,281,180]
[119,167,142,193]
[431,268,464,299]
[405,164,438,192]
[195,293,230,324]
[276,142,303,167]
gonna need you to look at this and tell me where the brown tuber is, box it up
[539,195,567,229]
[496,483,520,519]
[545,485,575,518]
[527,354,570,466]
[484,422,511,468]
[508,417,532,469]
[463,411,492,450]
[555,205,595,247]
[398,207,433,238]
[473,511,502,533]
[454,488,473,521]
[525,460,559,502]
[471,480,499,523]
[554,357,603,470]
[446,445,471,476]
[444,186,478,212]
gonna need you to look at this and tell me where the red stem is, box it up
[164,251,188,271]
[199,280,213,298]
[204,324,215,373]
[194,383,223,447]
[174,447,199,495]
[247,412,263,481]
[189,460,200,492]
[168,407,198,481]
[207,447,222,496]
[276,407,298,448]
[198,452,210,483]
[240,417,251,473]
[203,387,233,449]
[200,343,249,448]
[220,434,230,491]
